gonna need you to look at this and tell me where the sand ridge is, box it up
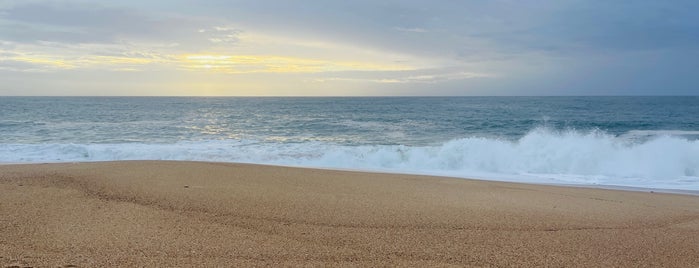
[2,161,699,267]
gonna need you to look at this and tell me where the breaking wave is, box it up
[2,127,698,190]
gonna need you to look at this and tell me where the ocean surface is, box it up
[1,96,698,191]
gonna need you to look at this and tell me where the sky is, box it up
[0,0,697,96]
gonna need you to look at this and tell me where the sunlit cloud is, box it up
[1,49,417,74]
[197,26,240,45]
[177,54,414,74]
[312,71,494,84]
[0,48,166,72]
[0,51,74,71]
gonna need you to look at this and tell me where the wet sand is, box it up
[2,161,699,267]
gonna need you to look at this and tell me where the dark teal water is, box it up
[2,96,698,144]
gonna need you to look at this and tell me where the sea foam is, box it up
[2,127,698,190]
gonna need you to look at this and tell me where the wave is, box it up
[2,127,698,190]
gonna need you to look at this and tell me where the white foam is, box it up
[625,130,699,136]
[1,127,698,190]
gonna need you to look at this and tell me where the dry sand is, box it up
[2,161,699,267]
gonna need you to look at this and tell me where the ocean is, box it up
[1,96,698,191]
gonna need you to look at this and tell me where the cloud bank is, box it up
[0,0,697,95]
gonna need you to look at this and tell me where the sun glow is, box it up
[180,54,414,74]
[9,56,75,70]
[4,51,415,74]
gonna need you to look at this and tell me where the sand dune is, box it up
[2,161,699,267]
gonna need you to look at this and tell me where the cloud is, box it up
[1,0,697,96]
[10,1,696,63]
[177,54,415,74]
[394,27,428,33]
[311,69,495,84]
[0,59,60,72]
[0,2,241,50]
[193,0,699,62]
[461,1,699,58]
[0,2,248,74]
[198,26,240,45]
[0,46,416,74]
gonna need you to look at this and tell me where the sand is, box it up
[2,161,699,267]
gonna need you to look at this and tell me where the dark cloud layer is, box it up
[0,2,239,49]
[196,0,699,58]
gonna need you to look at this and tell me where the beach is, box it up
[2,161,699,267]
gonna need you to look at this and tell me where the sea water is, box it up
[1,96,698,191]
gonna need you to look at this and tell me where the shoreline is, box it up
[3,160,699,266]
[2,160,697,196]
